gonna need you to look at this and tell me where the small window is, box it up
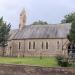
[10,46,11,50]
[57,41,59,49]
[33,42,35,49]
[57,41,59,44]
[29,42,31,49]
[23,18,25,23]
[46,42,48,49]
[19,42,21,50]
[20,14,22,16]
[42,42,43,49]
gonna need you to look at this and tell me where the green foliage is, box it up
[61,12,75,43]
[31,20,48,25]
[61,12,75,23]
[56,55,69,67]
[68,21,75,42]
[0,17,11,56]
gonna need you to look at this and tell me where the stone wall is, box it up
[20,50,63,57]
[0,64,75,75]
[6,38,68,57]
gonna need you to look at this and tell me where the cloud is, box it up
[0,0,75,29]
[0,0,33,28]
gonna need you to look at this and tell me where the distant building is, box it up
[4,9,71,57]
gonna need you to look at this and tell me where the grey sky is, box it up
[0,0,75,29]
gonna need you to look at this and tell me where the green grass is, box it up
[0,57,58,67]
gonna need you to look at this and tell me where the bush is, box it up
[56,55,69,67]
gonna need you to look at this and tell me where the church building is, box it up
[5,9,71,57]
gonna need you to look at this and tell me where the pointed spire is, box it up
[19,8,26,30]
[20,8,26,16]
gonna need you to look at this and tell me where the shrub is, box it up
[56,55,69,67]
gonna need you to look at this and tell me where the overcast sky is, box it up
[0,0,75,29]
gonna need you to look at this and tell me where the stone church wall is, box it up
[6,38,68,57]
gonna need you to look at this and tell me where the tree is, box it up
[61,12,75,55]
[31,20,48,25]
[61,12,75,43]
[0,17,11,56]
[68,21,75,43]
[61,12,75,23]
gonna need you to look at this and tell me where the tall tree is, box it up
[0,17,11,56]
[61,12,75,23]
[61,12,75,43]
[31,20,48,25]
[68,21,75,43]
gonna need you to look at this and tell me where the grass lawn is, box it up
[0,57,58,67]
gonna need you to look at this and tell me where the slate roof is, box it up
[9,23,71,40]
[9,29,19,40]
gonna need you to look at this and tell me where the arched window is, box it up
[33,42,35,49]
[29,42,31,49]
[57,41,59,49]
[19,42,21,50]
[42,42,43,49]
[10,46,11,50]
[46,42,48,49]
[10,46,12,56]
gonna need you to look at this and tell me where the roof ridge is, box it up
[25,23,71,27]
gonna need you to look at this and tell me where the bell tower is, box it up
[19,8,26,30]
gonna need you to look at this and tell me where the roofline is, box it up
[12,38,67,40]
[26,23,71,26]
